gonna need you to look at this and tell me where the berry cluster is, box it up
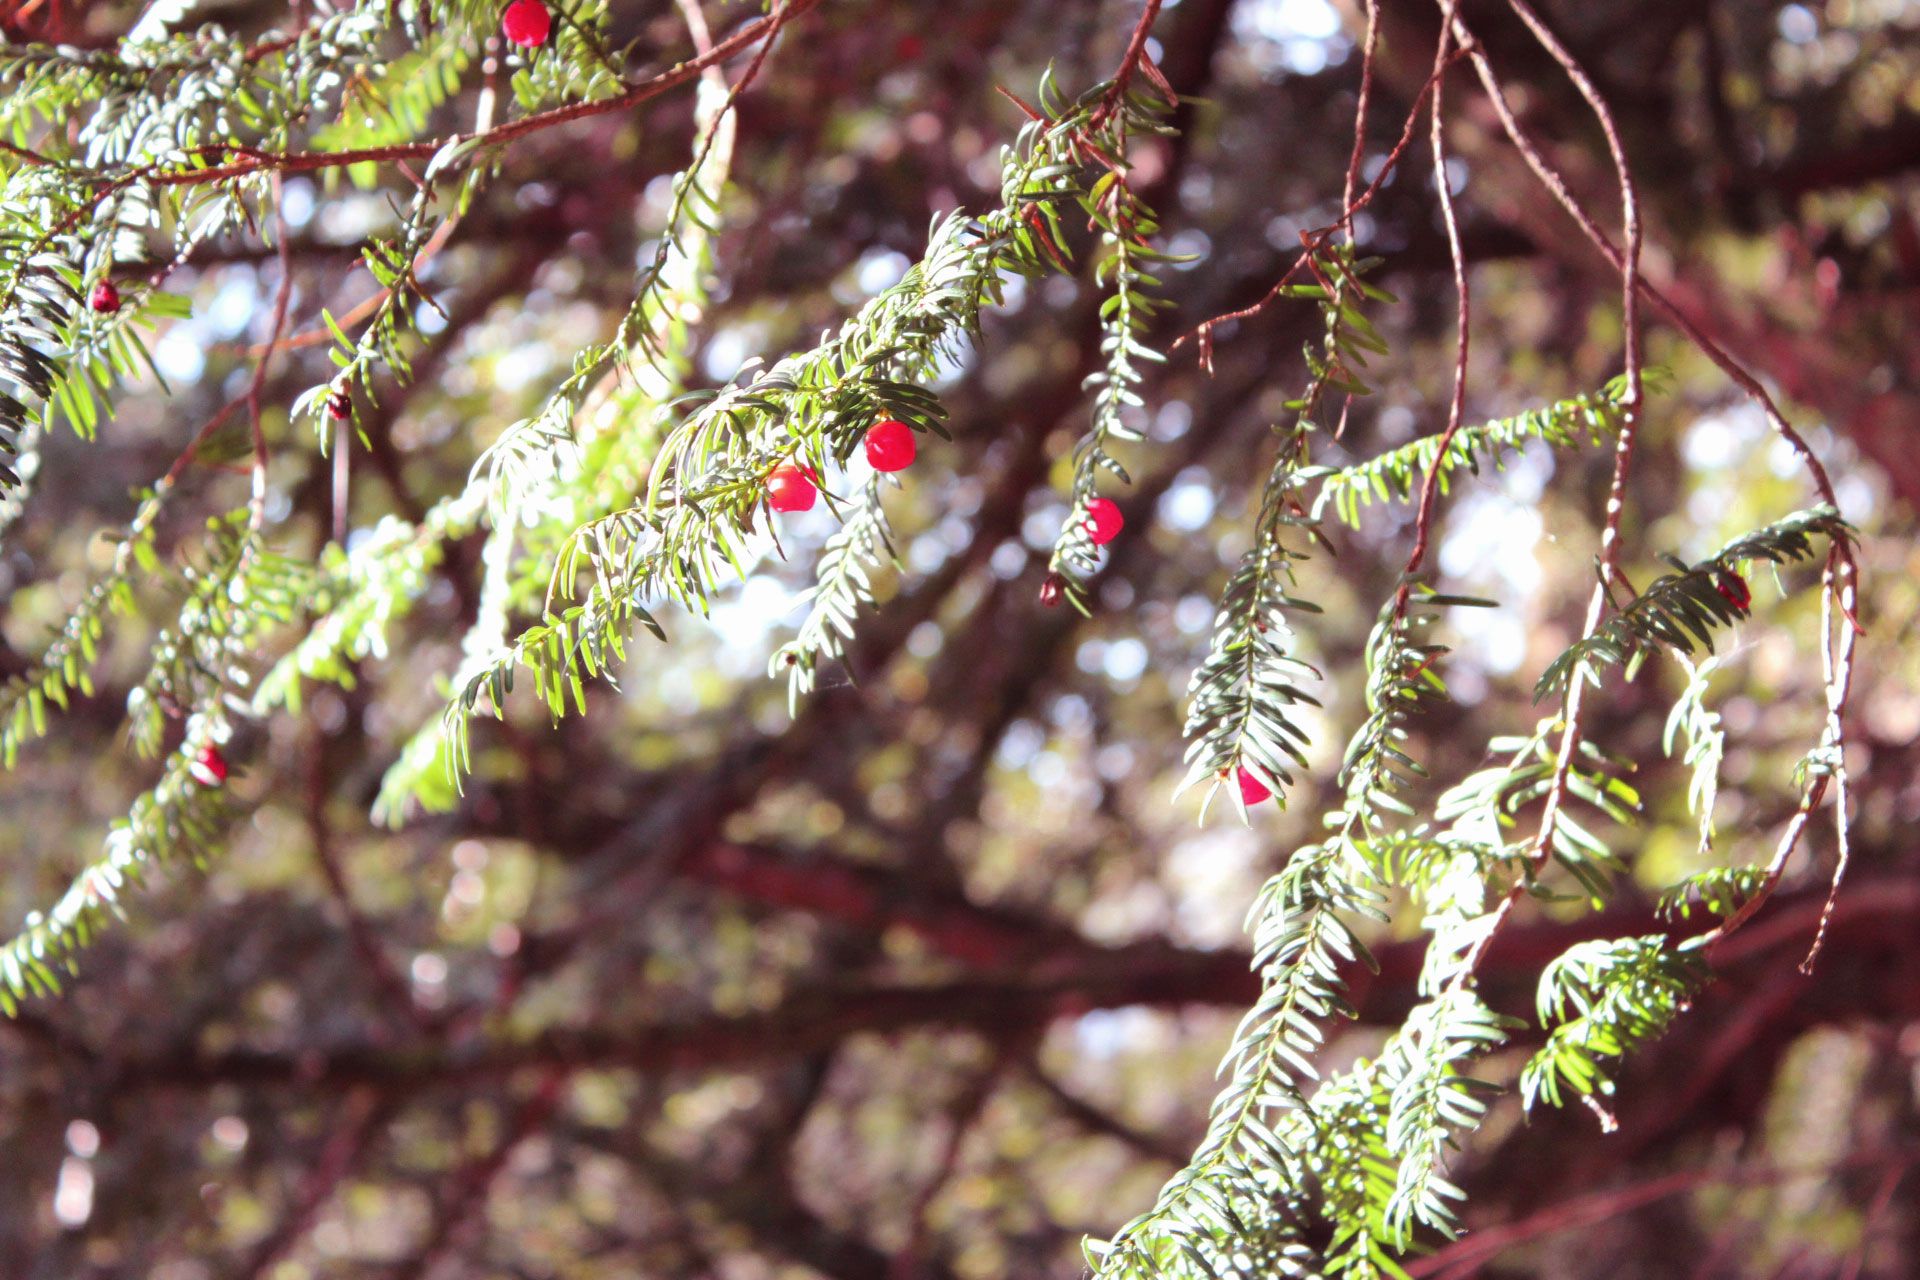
[764,419,919,514]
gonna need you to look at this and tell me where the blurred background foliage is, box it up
[1,0,1919,1276]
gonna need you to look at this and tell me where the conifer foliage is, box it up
[0,1,1875,1275]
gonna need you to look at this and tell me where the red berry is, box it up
[90,280,120,314]
[1714,569,1751,611]
[190,745,228,787]
[325,390,352,421]
[501,0,551,47]
[1236,766,1271,806]
[766,463,817,513]
[1085,497,1123,546]
[863,419,916,472]
[1038,571,1066,608]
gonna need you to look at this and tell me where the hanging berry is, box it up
[766,463,817,513]
[1037,571,1066,608]
[189,745,229,787]
[90,279,120,314]
[1236,766,1271,806]
[325,390,352,421]
[863,419,916,472]
[501,0,551,47]
[1714,568,1751,611]
[1085,497,1123,546]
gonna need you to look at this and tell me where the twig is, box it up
[674,0,719,59]
[303,725,423,1032]
[332,403,349,544]
[1698,545,1856,961]
[1799,545,1857,971]
[1176,42,1475,361]
[1802,734,1852,971]
[0,137,50,167]
[385,1068,567,1280]
[239,215,458,360]
[1499,2,1646,665]
[1396,4,1468,594]
[1708,879,1920,970]
[1089,0,1167,128]
[1838,1160,1908,1280]
[160,394,247,488]
[231,1089,388,1280]
[889,1041,1019,1280]
[1407,1146,1920,1278]
[1025,1058,1191,1166]
[1340,0,1381,236]
[476,32,501,135]
[245,176,294,531]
